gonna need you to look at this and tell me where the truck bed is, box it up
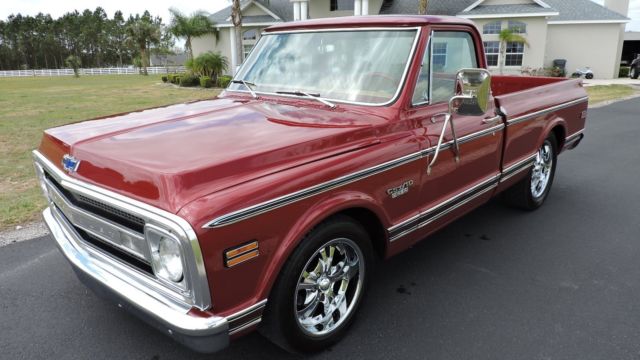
[490,76,588,189]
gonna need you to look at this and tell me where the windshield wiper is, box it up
[231,79,257,99]
[276,90,337,109]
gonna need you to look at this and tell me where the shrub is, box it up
[200,76,213,88]
[161,75,168,82]
[65,55,81,78]
[187,52,229,84]
[217,75,232,88]
[173,76,181,84]
[179,74,200,87]
[619,66,630,78]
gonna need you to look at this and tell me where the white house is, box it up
[192,0,630,78]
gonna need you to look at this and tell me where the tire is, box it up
[571,72,580,78]
[502,134,558,211]
[585,73,594,79]
[259,215,374,353]
[631,67,639,80]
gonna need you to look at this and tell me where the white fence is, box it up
[0,66,186,77]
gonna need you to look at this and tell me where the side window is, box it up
[412,31,478,106]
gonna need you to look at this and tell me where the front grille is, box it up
[72,225,153,274]
[45,172,145,233]
[45,170,150,274]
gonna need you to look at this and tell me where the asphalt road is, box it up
[2,98,640,360]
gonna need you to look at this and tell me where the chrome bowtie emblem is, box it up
[62,154,81,173]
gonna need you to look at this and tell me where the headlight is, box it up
[157,236,183,282]
[145,225,185,286]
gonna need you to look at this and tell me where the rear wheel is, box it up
[503,134,558,210]
[260,215,373,353]
[586,73,594,79]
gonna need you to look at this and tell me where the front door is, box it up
[390,29,505,243]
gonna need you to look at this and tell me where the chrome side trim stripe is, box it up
[227,299,267,335]
[204,124,505,229]
[506,97,588,126]
[499,153,537,183]
[421,123,504,156]
[203,151,423,228]
[565,130,584,143]
[388,174,500,242]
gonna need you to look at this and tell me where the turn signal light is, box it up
[224,241,259,267]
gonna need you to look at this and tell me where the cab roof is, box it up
[264,15,476,32]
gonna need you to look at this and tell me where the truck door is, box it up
[390,29,505,243]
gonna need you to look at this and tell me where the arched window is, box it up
[483,21,501,34]
[508,21,527,34]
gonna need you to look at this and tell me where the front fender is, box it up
[254,190,389,301]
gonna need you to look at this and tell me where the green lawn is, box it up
[586,85,637,105]
[0,75,220,230]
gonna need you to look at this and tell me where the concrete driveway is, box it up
[1,98,640,360]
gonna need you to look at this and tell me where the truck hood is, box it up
[40,97,383,213]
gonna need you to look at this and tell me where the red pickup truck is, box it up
[34,16,587,354]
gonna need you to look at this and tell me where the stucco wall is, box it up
[472,17,548,75]
[191,28,233,74]
[545,23,621,79]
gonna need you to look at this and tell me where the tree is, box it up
[168,8,217,60]
[187,51,228,83]
[231,0,243,70]
[418,0,428,15]
[125,16,161,75]
[65,55,81,77]
[498,28,529,75]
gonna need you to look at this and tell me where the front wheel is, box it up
[260,215,373,353]
[631,67,639,79]
[585,73,594,79]
[503,134,558,210]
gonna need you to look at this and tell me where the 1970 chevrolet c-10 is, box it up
[33,16,587,353]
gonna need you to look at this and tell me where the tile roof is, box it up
[543,0,628,21]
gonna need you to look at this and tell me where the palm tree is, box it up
[498,28,529,75]
[418,0,429,15]
[231,0,243,69]
[125,19,161,75]
[168,8,218,60]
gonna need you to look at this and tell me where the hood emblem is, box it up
[62,154,81,173]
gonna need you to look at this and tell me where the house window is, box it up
[508,21,527,34]
[243,29,257,41]
[505,42,524,66]
[484,41,500,67]
[242,29,260,60]
[483,21,502,34]
[330,0,354,11]
[432,42,448,68]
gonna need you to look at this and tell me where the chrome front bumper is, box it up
[43,206,230,353]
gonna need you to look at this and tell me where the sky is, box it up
[0,0,638,31]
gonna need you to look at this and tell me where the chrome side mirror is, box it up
[450,68,491,116]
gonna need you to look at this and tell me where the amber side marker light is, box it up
[224,241,259,267]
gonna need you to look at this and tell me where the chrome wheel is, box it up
[294,238,364,337]
[531,142,553,199]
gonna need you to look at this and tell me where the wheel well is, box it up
[339,208,387,259]
[551,125,566,150]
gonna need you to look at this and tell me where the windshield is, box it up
[229,29,419,105]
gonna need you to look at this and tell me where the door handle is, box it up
[482,115,502,125]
